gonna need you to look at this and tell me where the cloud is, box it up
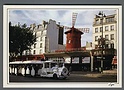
[9,8,117,46]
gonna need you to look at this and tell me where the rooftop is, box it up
[65,27,83,34]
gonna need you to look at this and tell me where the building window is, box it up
[105,44,109,48]
[95,36,98,41]
[41,31,43,35]
[99,35,102,38]
[110,25,114,30]
[100,27,103,32]
[34,43,36,48]
[105,35,109,40]
[105,26,109,31]
[106,18,109,23]
[45,37,47,42]
[95,28,98,33]
[110,43,114,48]
[25,51,28,55]
[109,17,114,22]
[110,34,114,40]
[106,17,114,23]
[95,45,98,49]
[33,50,36,54]
[68,40,71,43]
[40,43,42,48]
[39,49,42,54]
[40,37,42,41]
[95,19,99,24]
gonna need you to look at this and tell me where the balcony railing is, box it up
[92,48,115,56]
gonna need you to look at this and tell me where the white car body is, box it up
[38,61,69,79]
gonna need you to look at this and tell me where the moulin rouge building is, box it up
[44,13,91,71]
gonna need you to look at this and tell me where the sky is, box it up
[9,8,117,46]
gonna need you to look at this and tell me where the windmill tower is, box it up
[64,13,89,51]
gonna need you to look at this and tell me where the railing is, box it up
[92,49,115,56]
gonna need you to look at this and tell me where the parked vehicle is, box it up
[9,60,69,79]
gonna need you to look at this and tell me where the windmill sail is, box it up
[72,12,78,27]
[64,12,90,33]
[64,26,90,33]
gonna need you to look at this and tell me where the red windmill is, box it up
[64,13,89,51]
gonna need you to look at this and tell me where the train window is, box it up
[51,63,56,67]
[58,63,63,67]
[39,64,43,68]
[45,63,49,68]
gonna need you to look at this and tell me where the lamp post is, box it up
[98,11,106,73]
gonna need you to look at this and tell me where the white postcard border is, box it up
[3,5,122,88]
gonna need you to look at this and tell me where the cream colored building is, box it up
[23,19,65,55]
[92,14,117,50]
[85,41,93,50]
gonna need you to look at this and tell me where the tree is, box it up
[9,22,36,61]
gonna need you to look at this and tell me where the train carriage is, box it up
[9,60,69,79]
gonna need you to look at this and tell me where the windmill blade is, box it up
[72,12,78,27]
[64,26,90,33]
[78,28,90,33]
[64,12,90,33]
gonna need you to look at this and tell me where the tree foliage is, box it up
[9,22,36,60]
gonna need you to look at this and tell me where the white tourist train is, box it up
[9,59,69,79]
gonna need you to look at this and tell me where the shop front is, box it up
[44,51,91,71]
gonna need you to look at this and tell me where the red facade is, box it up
[16,54,45,61]
[65,27,83,50]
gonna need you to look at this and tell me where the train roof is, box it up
[9,60,64,64]
[9,60,44,64]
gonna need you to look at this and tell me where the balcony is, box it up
[92,48,115,56]
[93,20,117,26]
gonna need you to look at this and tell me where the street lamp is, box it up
[98,11,106,73]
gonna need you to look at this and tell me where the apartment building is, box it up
[23,19,65,55]
[92,14,117,50]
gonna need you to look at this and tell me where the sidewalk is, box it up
[70,69,117,78]
[103,69,117,74]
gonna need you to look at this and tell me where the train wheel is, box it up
[53,74,58,79]
[63,77,67,79]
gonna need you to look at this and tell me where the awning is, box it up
[43,51,90,58]
[44,52,69,58]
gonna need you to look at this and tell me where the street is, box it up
[9,70,117,82]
